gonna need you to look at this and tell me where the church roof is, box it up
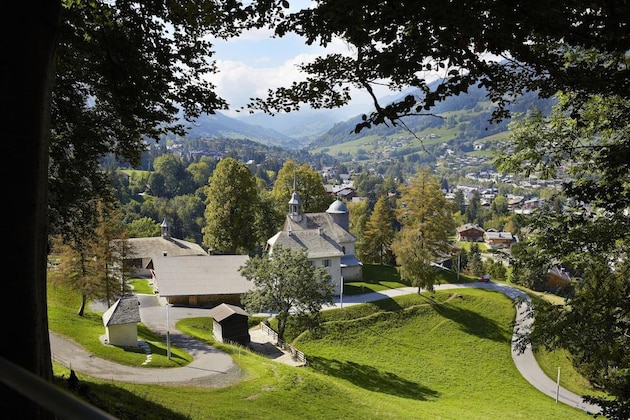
[284,213,355,244]
[267,230,344,259]
[326,199,348,214]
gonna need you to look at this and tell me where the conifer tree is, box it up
[363,196,396,265]
[391,169,455,292]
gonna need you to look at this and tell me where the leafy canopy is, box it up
[239,246,334,340]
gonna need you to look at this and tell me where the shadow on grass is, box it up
[54,374,189,419]
[424,295,510,343]
[308,355,439,401]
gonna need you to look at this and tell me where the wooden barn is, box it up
[208,303,250,346]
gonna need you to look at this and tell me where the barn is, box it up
[208,303,250,346]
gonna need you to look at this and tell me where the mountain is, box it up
[307,84,555,154]
[180,82,554,159]
[182,112,305,150]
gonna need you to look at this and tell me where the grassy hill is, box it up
[48,270,598,419]
[308,85,553,164]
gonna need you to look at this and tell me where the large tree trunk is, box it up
[0,2,61,418]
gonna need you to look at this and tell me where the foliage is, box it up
[362,196,397,265]
[508,241,550,291]
[271,159,332,214]
[391,169,456,291]
[239,246,334,340]
[248,1,629,136]
[49,0,235,243]
[203,157,259,254]
[529,255,630,419]
[347,199,369,261]
[500,93,630,415]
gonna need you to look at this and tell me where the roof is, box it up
[117,237,207,259]
[150,254,253,297]
[267,230,344,259]
[208,303,249,322]
[457,223,485,233]
[340,254,362,268]
[326,199,348,214]
[284,212,355,244]
[484,231,514,241]
[102,296,141,327]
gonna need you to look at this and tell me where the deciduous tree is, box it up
[271,160,331,214]
[239,246,334,340]
[203,157,259,254]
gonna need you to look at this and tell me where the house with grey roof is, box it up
[112,218,208,278]
[147,254,253,307]
[266,185,362,296]
[102,295,142,347]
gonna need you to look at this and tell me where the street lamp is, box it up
[340,276,344,309]
[165,301,171,359]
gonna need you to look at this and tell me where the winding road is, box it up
[50,281,601,415]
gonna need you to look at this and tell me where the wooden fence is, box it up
[260,322,307,364]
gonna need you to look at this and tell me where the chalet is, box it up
[484,229,515,249]
[456,224,485,242]
[545,266,575,293]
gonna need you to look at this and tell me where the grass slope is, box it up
[49,278,591,419]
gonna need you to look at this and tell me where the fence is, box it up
[259,322,307,364]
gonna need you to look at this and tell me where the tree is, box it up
[271,160,331,214]
[347,199,369,262]
[391,169,455,292]
[508,241,550,291]
[467,243,484,277]
[499,93,630,414]
[49,236,103,317]
[249,1,629,136]
[239,246,334,340]
[203,157,259,254]
[528,254,630,420]
[363,196,396,265]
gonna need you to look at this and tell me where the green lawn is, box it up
[49,274,599,419]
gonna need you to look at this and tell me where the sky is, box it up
[202,3,503,121]
[207,29,379,118]
[204,1,399,118]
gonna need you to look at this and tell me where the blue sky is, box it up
[208,28,376,117]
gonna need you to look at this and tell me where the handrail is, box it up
[0,356,117,420]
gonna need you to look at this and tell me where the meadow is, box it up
[48,264,600,419]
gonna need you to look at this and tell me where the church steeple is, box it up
[160,218,171,239]
[288,174,303,222]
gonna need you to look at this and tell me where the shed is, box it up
[102,296,142,347]
[208,303,250,346]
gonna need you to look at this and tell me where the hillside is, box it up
[308,84,555,163]
[179,83,554,166]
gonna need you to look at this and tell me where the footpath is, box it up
[50,282,600,414]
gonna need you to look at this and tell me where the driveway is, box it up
[50,282,601,414]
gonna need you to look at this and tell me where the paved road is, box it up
[50,282,601,414]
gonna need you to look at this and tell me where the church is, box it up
[266,186,363,296]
